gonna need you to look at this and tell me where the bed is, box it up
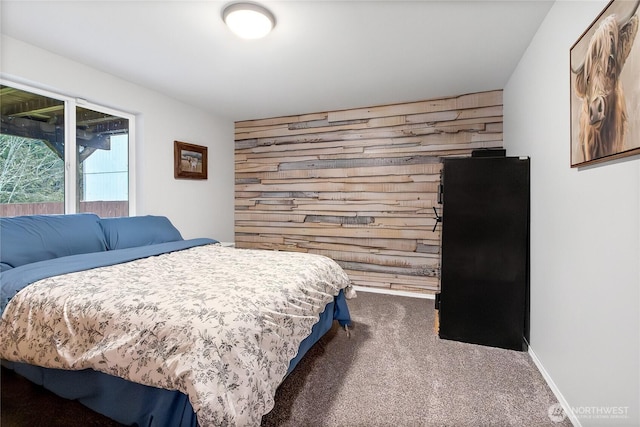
[0,213,353,426]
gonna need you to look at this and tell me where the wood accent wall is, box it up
[234,90,503,294]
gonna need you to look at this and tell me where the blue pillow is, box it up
[99,215,183,250]
[0,213,108,268]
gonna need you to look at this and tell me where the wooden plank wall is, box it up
[234,90,503,294]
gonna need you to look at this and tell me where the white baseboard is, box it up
[528,345,580,426]
[352,285,435,299]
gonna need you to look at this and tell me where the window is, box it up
[0,82,135,218]
[75,105,132,217]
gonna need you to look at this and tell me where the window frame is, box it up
[1,78,136,216]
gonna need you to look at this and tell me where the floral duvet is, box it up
[0,244,351,426]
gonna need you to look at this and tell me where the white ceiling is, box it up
[0,1,554,122]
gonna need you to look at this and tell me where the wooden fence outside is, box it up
[0,201,129,218]
[234,90,504,294]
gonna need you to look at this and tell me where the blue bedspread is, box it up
[3,291,346,427]
[1,241,352,426]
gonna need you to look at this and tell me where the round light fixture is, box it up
[223,2,276,40]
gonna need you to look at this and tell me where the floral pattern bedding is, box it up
[0,244,351,426]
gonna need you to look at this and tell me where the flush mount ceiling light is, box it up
[222,2,276,40]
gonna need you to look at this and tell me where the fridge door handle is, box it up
[432,206,442,232]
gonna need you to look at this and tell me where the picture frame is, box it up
[570,0,640,167]
[174,141,208,179]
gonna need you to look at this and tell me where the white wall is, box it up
[0,35,235,242]
[504,1,639,426]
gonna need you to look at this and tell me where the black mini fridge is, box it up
[438,155,530,351]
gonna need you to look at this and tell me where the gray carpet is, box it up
[262,291,571,427]
[1,291,570,426]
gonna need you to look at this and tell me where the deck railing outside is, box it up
[0,201,129,218]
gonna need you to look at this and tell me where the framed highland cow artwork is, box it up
[570,0,640,167]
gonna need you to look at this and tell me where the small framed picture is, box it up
[174,141,208,179]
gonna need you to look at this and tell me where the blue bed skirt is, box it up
[2,290,350,427]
